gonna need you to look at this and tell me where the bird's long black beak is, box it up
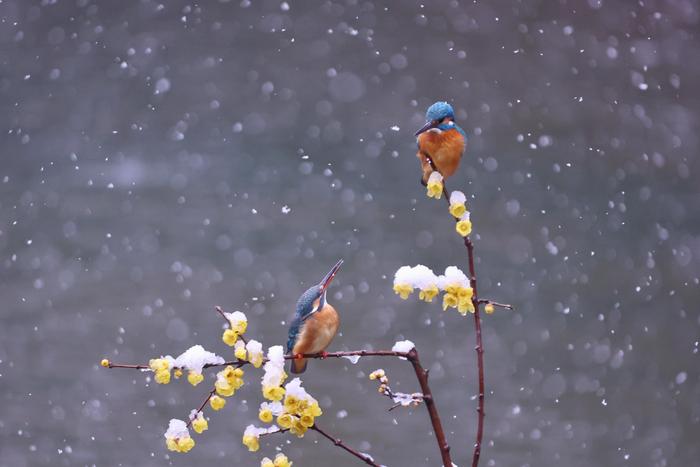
[319,259,343,292]
[415,120,438,136]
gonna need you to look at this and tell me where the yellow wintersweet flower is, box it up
[427,183,442,198]
[174,368,183,379]
[485,303,495,314]
[215,380,235,397]
[222,365,236,381]
[284,395,299,413]
[369,369,385,380]
[263,385,285,401]
[231,319,247,335]
[418,285,439,302]
[222,365,243,382]
[154,369,171,384]
[310,402,322,417]
[456,219,472,237]
[449,202,466,218]
[299,413,314,428]
[261,457,275,467]
[166,437,178,451]
[179,436,195,452]
[234,342,247,361]
[458,286,474,300]
[222,329,238,346]
[242,434,260,452]
[100,358,110,368]
[442,293,458,311]
[210,395,226,411]
[166,436,195,453]
[187,371,204,386]
[290,419,307,437]
[277,413,294,429]
[245,339,265,368]
[259,408,273,423]
[192,415,208,434]
[393,283,413,300]
[296,399,309,413]
[274,453,292,467]
[149,358,170,372]
[457,298,475,315]
[426,173,444,199]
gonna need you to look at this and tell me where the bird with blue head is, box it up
[286,259,344,373]
[415,101,467,184]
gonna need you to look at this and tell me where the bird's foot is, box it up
[319,351,329,359]
[294,353,304,360]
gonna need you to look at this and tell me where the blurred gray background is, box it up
[1,0,699,466]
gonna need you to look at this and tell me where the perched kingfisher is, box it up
[286,259,343,373]
[415,101,467,184]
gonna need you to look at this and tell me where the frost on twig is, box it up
[368,368,424,411]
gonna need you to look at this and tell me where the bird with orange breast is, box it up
[415,101,467,184]
[286,259,343,373]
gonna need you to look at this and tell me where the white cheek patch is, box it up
[447,121,455,126]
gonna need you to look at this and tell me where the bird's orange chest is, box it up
[293,305,339,355]
[417,129,465,178]
[418,129,465,157]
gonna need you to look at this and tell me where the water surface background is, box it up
[1,1,699,466]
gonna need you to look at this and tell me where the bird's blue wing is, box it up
[287,315,302,354]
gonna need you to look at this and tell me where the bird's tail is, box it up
[290,358,307,374]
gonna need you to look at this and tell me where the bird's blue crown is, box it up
[426,101,455,122]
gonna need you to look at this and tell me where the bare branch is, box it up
[477,299,513,310]
[185,389,215,428]
[425,155,487,467]
[311,424,380,467]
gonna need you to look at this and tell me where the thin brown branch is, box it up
[368,369,425,410]
[406,348,452,467]
[214,305,228,321]
[291,350,410,360]
[311,424,380,467]
[106,362,149,370]
[259,428,288,438]
[103,350,411,373]
[425,156,486,467]
[477,299,513,310]
[186,389,215,428]
[216,306,248,344]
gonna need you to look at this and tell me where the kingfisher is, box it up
[286,259,343,373]
[415,101,467,184]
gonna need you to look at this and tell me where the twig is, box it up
[186,389,215,428]
[425,155,486,467]
[311,424,380,467]
[477,299,513,310]
[214,305,228,321]
[371,377,425,411]
[406,348,452,467]
[260,428,288,438]
[104,351,411,373]
[106,362,149,370]
[215,306,248,344]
